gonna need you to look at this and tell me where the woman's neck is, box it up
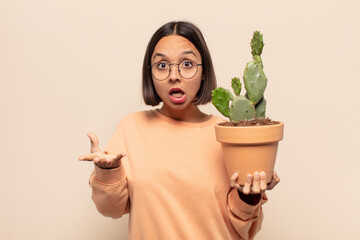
[157,105,211,123]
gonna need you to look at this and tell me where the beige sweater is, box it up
[89,109,267,240]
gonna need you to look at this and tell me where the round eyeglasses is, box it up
[150,60,202,81]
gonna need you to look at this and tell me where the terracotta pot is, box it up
[215,122,284,185]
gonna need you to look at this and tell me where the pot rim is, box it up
[214,121,284,144]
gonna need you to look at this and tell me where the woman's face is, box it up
[151,35,203,111]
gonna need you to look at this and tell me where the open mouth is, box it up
[169,88,186,103]
[169,88,185,98]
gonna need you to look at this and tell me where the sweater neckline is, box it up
[150,109,218,128]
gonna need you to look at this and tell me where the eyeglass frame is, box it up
[149,61,202,81]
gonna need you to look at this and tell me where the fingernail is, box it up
[247,175,252,180]
[79,156,84,160]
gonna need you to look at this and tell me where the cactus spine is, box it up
[212,31,268,121]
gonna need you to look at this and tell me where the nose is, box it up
[168,64,181,82]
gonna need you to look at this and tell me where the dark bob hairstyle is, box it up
[142,21,217,106]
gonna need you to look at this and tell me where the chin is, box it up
[163,101,188,109]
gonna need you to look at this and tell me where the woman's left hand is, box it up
[230,171,280,195]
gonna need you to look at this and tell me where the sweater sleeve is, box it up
[227,188,268,240]
[88,119,130,219]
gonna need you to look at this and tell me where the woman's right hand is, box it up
[78,132,126,169]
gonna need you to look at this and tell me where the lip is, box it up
[168,87,185,94]
[169,94,186,103]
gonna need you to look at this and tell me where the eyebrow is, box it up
[182,50,197,57]
[152,51,197,60]
[153,53,166,59]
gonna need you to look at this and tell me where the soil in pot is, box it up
[219,118,280,127]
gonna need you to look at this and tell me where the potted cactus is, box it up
[212,31,284,185]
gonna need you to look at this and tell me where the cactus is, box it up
[212,31,268,122]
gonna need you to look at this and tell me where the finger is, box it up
[230,172,239,188]
[252,172,261,193]
[267,171,280,190]
[242,174,253,195]
[111,152,126,162]
[87,132,100,153]
[260,171,267,192]
[79,152,100,161]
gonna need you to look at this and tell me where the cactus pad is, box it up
[231,77,241,96]
[229,96,256,121]
[250,31,264,56]
[255,97,266,118]
[211,87,231,117]
[243,57,267,105]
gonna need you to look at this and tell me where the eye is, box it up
[156,62,168,70]
[182,60,194,68]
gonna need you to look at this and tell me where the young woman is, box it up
[79,21,280,240]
